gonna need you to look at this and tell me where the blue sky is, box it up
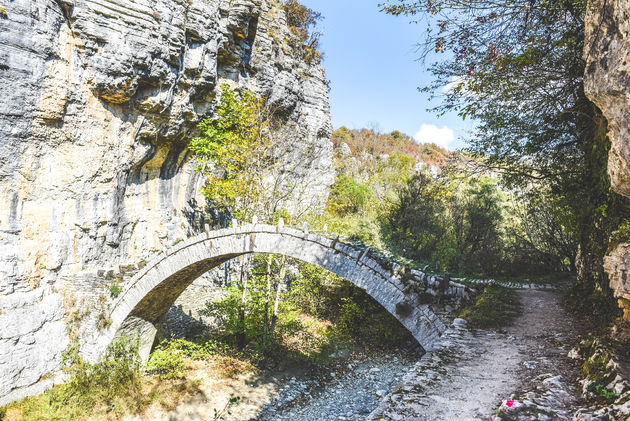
[299,0,472,150]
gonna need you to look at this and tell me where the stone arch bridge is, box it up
[85,223,467,361]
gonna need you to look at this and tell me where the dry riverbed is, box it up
[136,290,588,421]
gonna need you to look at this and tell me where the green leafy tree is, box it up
[190,84,271,220]
[327,174,373,216]
[388,172,446,262]
[381,0,630,311]
[191,83,330,223]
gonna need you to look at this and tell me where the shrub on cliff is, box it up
[282,0,323,64]
[282,0,321,44]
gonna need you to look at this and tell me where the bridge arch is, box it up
[85,224,447,361]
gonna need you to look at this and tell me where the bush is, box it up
[50,337,142,414]
[109,281,122,298]
[335,287,413,345]
[327,174,373,216]
[145,338,215,379]
[282,0,321,42]
[587,382,618,404]
[458,285,521,328]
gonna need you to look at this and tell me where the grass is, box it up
[1,376,202,421]
[1,336,257,421]
[458,284,521,328]
[0,338,206,421]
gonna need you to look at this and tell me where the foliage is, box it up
[283,0,321,40]
[578,339,623,404]
[381,0,630,303]
[565,285,621,330]
[1,338,145,420]
[388,169,526,274]
[213,396,241,420]
[458,284,521,328]
[282,0,323,49]
[190,84,329,222]
[282,0,322,63]
[388,172,446,262]
[587,382,618,404]
[503,193,577,274]
[202,256,328,360]
[609,219,630,251]
[145,338,214,380]
[313,133,421,250]
[327,174,373,216]
[109,281,121,298]
[1,337,207,420]
[335,291,412,345]
[190,85,270,220]
[57,338,142,406]
[201,256,412,363]
[331,127,449,166]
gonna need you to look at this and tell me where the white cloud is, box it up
[414,124,455,149]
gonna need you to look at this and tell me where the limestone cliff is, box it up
[0,0,333,404]
[585,0,630,319]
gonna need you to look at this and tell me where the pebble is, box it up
[254,350,419,421]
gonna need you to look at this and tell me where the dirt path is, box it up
[369,289,584,420]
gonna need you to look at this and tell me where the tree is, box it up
[282,0,323,64]
[189,84,270,221]
[388,172,446,262]
[190,83,330,223]
[191,84,331,351]
[381,0,630,302]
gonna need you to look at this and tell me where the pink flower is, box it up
[503,399,521,409]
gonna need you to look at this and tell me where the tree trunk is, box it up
[263,254,273,350]
[270,255,286,337]
[237,255,249,350]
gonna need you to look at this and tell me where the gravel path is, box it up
[369,289,584,421]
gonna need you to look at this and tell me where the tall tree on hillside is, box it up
[381,0,630,311]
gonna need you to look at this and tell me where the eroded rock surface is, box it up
[603,243,630,320]
[585,0,630,198]
[585,0,630,321]
[0,0,333,404]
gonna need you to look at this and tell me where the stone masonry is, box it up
[86,223,462,365]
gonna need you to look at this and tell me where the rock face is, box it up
[0,0,334,404]
[585,0,630,199]
[604,243,630,320]
[584,0,630,320]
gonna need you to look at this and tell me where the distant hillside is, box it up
[331,127,450,166]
